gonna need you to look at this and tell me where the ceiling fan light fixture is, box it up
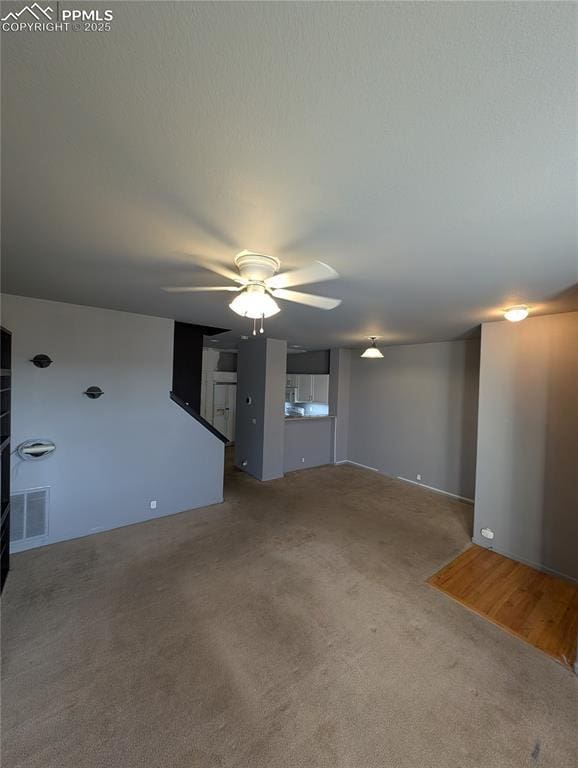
[361,337,384,359]
[503,305,529,322]
[229,285,280,319]
[164,250,340,336]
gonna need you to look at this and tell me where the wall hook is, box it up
[31,354,53,368]
[17,439,56,461]
[84,386,104,399]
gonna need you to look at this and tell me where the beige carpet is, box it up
[2,461,577,768]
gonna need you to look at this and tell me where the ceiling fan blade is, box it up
[266,260,339,290]
[271,289,342,310]
[176,253,246,284]
[162,285,241,293]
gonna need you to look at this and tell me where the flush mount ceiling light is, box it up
[163,250,341,335]
[504,306,529,322]
[361,337,384,359]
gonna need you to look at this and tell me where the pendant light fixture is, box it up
[361,336,384,358]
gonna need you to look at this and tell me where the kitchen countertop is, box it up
[284,415,334,421]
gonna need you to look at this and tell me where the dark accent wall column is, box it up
[1,326,12,593]
[172,321,227,413]
[172,322,204,412]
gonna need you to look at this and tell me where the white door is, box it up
[213,383,236,443]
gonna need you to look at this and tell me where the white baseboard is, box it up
[337,461,473,503]
[472,538,578,586]
[396,475,474,504]
[337,459,379,472]
[10,536,49,554]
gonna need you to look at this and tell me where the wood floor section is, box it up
[427,545,578,669]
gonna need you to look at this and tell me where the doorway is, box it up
[212,382,236,444]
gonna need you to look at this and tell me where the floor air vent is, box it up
[10,488,49,544]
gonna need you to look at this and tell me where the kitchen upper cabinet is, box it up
[312,375,329,404]
[297,375,313,401]
[285,374,330,403]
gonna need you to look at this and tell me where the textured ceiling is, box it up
[1,1,577,349]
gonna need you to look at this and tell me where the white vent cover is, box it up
[10,488,49,543]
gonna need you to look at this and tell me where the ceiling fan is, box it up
[163,250,342,335]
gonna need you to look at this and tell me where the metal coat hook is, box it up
[84,386,104,399]
[31,354,53,368]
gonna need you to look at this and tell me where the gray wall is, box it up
[474,312,578,582]
[235,337,286,481]
[329,348,351,463]
[284,418,334,473]
[286,350,330,374]
[348,340,480,499]
[2,294,225,550]
[216,351,238,372]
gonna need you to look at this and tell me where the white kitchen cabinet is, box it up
[312,375,330,404]
[285,374,298,402]
[297,375,314,401]
[286,373,330,403]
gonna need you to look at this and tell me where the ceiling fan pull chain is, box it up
[259,314,264,334]
[252,317,257,336]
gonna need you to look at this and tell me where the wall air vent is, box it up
[10,488,49,545]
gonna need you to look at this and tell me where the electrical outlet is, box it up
[150,500,157,510]
[481,527,494,540]
[416,474,422,481]
[301,457,305,463]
